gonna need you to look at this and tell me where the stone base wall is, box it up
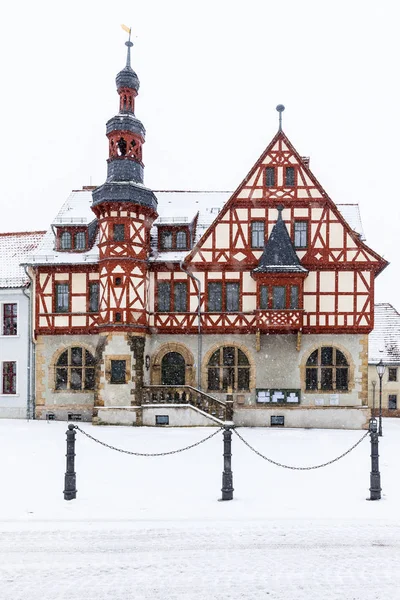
[96,407,141,426]
[234,406,370,429]
[142,405,216,427]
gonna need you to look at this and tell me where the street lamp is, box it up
[376,360,386,437]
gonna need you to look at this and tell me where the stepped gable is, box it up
[253,205,307,274]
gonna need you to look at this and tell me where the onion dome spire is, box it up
[116,28,140,96]
[92,29,157,213]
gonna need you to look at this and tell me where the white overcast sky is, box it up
[0,0,399,308]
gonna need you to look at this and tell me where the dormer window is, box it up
[176,231,187,249]
[161,231,173,249]
[75,232,86,250]
[60,232,72,250]
[158,227,190,251]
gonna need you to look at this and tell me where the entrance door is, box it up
[161,352,186,385]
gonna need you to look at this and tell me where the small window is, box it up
[389,394,397,410]
[156,415,169,425]
[115,312,122,322]
[158,282,171,312]
[251,221,265,248]
[2,303,18,335]
[115,277,122,286]
[60,231,72,250]
[161,231,173,249]
[226,282,240,312]
[110,359,126,384]
[208,282,222,312]
[74,232,86,250]
[388,368,397,382]
[113,224,125,241]
[285,167,295,187]
[89,282,100,312]
[174,282,187,312]
[265,167,275,187]
[55,283,69,313]
[271,416,285,426]
[294,221,308,248]
[272,286,285,309]
[259,285,268,310]
[290,286,299,309]
[2,361,16,394]
[176,231,187,249]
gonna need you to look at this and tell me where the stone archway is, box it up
[151,343,196,386]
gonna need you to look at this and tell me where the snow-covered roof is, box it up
[52,189,96,225]
[26,190,99,266]
[23,189,366,266]
[0,231,45,288]
[369,303,400,364]
[336,204,365,241]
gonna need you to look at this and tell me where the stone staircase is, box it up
[142,385,233,424]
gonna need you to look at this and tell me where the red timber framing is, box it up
[176,130,387,335]
[92,201,157,332]
[35,265,100,335]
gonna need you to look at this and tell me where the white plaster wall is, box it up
[0,288,29,418]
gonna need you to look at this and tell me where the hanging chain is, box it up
[74,425,223,457]
[233,428,369,470]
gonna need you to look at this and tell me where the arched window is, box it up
[305,347,349,392]
[207,346,250,392]
[176,231,187,249]
[55,347,96,391]
[74,231,86,250]
[60,231,72,250]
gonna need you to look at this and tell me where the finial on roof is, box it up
[276,104,285,131]
[276,204,284,220]
[121,24,133,67]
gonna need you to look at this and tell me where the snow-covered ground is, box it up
[2,419,400,599]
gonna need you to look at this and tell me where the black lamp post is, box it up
[372,380,376,418]
[376,360,386,437]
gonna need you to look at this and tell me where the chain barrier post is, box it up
[226,394,234,421]
[221,424,234,501]
[368,417,381,501]
[64,424,77,500]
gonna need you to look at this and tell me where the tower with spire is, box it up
[92,34,157,331]
[91,32,158,415]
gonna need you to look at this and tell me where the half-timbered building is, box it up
[25,40,387,428]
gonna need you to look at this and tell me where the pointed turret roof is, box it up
[253,206,307,274]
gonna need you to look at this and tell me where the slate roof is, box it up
[23,189,366,266]
[0,231,45,288]
[253,207,308,274]
[369,303,400,364]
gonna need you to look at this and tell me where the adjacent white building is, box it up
[0,232,45,418]
[368,303,400,417]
